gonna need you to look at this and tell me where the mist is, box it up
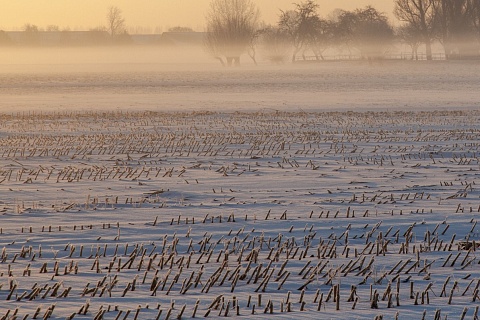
[1,43,479,114]
[0,45,217,73]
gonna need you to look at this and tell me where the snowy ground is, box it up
[1,56,480,319]
[1,109,480,320]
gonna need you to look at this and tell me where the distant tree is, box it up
[23,24,40,45]
[335,7,394,59]
[397,24,423,59]
[278,0,321,62]
[87,28,110,45]
[471,0,480,43]
[247,27,264,65]
[308,18,335,60]
[90,26,107,32]
[394,0,437,60]
[23,24,39,33]
[259,26,290,64]
[59,28,72,46]
[0,30,12,45]
[205,0,260,66]
[107,6,126,38]
[435,0,478,58]
[119,32,133,44]
[277,10,301,60]
[46,25,60,32]
[168,26,194,32]
[331,10,355,56]
[355,7,394,58]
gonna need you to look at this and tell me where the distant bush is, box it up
[0,30,12,45]
[168,26,194,32]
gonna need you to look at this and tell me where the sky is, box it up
[0,0,395,32]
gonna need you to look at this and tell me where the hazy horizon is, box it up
[0,0,395,32]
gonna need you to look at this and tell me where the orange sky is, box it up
[0,1,395,32]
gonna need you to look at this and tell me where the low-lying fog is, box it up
[1,46,479,113]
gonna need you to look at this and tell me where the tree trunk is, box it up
[215,57,225,67]
[292,47,301,63]
[248,51,257,65]
[425,38,432,60]
[215,57,226,67]
[443,42,450,60]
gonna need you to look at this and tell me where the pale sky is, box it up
[0,1,395,32]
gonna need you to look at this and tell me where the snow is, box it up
[1,55,480,319]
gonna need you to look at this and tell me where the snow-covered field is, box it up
[1,58,480,319]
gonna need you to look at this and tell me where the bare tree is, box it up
[436,0,478,58]
[247,29,262,65]
[331,10,356,57]
[23,24,40,45]
[471,0,480,43]
[259,26,291,64]
[335,7,394,59]
[107,6,126,38]
[397,24,423,59]
[23,24,39,33]
[205,0,260,66]
[308,18,334,60]
[278,0,320,62]
[394,0,437,60]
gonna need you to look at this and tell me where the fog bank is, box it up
[1,46,479,113]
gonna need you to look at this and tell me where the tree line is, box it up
[0,6,199,47]
[205,0,480,65]
[2,1,480,64]
[0,7,131,46]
